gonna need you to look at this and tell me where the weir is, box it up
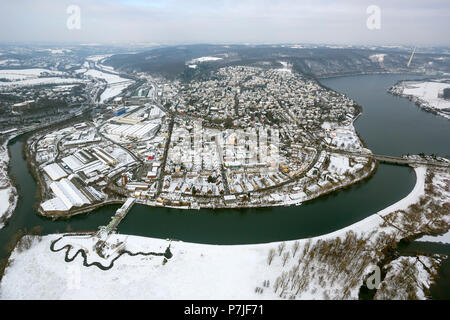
[100,198,136,234]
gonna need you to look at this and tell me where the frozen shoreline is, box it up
[0,138,18,230]
[416,230,450,244]
[389,80,450,120]
[0,167,430,300]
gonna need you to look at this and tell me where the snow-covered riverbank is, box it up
[417,230,450,244]
[2,165,446,300]
[0,138,18,230]
[389,79,450,120]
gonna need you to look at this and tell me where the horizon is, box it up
[1,1,449,47]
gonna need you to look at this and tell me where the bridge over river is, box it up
[99,198,136,234]
[327,149,450,168]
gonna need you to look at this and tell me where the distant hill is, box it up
[103,44,450,80]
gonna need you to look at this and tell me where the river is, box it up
[0,73,449,297]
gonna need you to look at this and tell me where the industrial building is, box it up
[106,121,161,139]
[42,163,68,181]
[41,177,92,212]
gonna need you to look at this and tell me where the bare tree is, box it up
[282,251,290,267]
[274,276,281,293]
[277,242,286,256]
[280,272,289,297]
[267,248,276,265]
[292,241,300,257]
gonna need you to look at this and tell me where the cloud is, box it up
[0,0,449,46]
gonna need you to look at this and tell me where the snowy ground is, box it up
[0,77,84,88]
[0,139,18,230]
[189,56,223,64]
[369,54,387,63]
[393,80,450,119]
[0,68,84,89]
[0,187,14,228]
[402,81,450,110]
[0,167,432,300]
[417,230,450,244]
[0,68,65,81]
[84,69,134,103]
[374,256,439,300]
[276,61,292,73]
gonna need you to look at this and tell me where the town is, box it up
[25,62,376,216]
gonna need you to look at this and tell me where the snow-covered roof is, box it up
[43,163,68,181]
[49,178,90,210]
[62,155,84,171]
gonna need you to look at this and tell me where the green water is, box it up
[118,165,415,244]
[0,137,117,260]
[0,73,448,282]
[0,135,416,253]
[321,74,450,158]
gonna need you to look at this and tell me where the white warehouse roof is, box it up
[62,155,84,171]
[41,197,69,212]
[43,163,68,181]
[49,178,91,210]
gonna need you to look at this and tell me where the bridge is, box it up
[327,149,450,168]
[100,198,136,234]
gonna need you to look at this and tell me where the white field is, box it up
[328,154,349,174]
[100,83,133,103]
[46,49,72,55]
[0,167,429,300]
[73,68,87,74]
[190,56,223,63]
[0,68,65,81]
[276,61,292,73]
[84,69,134,103]
[0,77,84,88]
[369,54,387,64]
[402,81,450,111]
[86,54,113,62]
[0,68,83,89]
[84,69,127,84]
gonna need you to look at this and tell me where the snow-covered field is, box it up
[45,49,72,55]
[0,167,431,300]
[276,61,292,73]
[86,54,113,63]
[189,56,222,64]
[100,83,133,103]
[0,68,84,89]
[369,54,387,64]
[402,81,450,110]
[0,59,19,66]
[84,69,126,84]
[392,80,450,119]
[0,77,84,88]
[0,68,65,81]
[84,69,134,103]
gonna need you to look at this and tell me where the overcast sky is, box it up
[1,0,449,46]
